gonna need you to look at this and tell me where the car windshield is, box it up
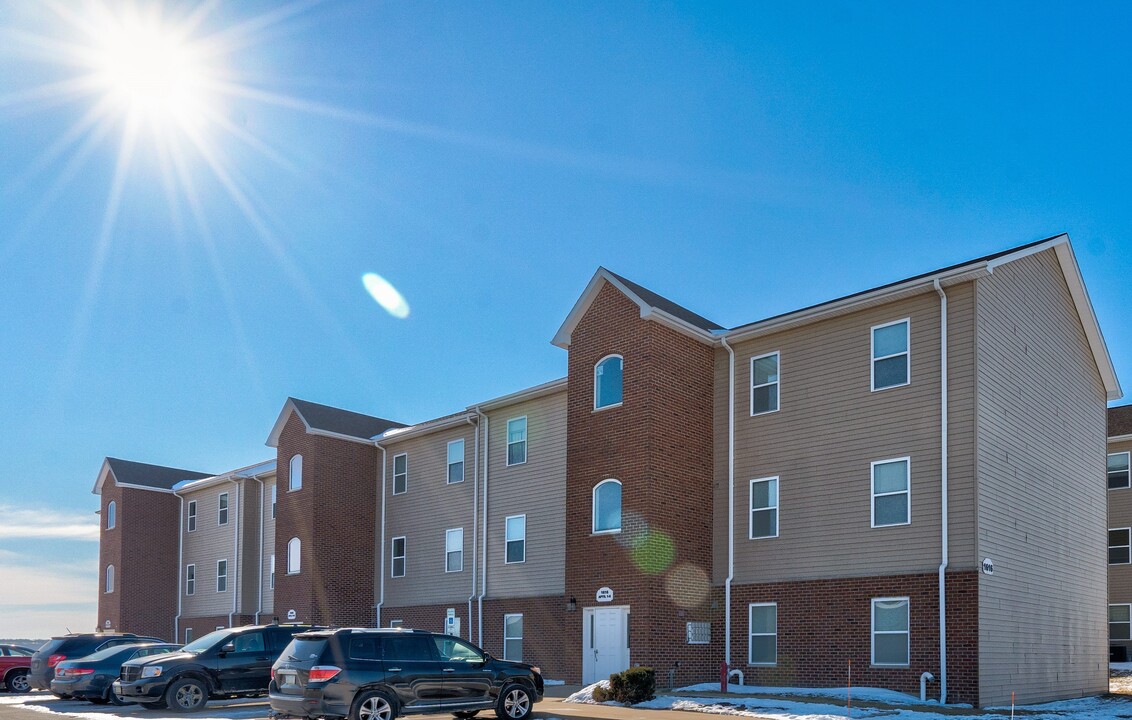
[179,629,231,654]
[81,643,162,662]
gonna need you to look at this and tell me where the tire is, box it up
[139,701,165,710]
[454,712,480,719]
[5,670,29,694]
[350,690,396,720]
[88,696,109,705]
[107,686,129,706]
[495,684,532,720]
[165,677,209,713]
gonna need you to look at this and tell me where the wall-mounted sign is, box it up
[981,558,995,575]
[596,587,614,603]
[447,608,456,619]
[104,620,111,628]
[287,609,297,620]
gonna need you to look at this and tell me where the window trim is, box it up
[289,454,303,492]
[749,477,779,540]
[445,528,463,573]
[871,318,911,392]
[287,537,301,575]
[1111,527,1131,565]
[593,354,624,411]
[749,351,781,416]
[270,485,276,519]
[871,596,911,667]
[503,613,523,661]
[870,457,911,528]
[216,559,228,593]
[106,501,117,530]
[186,564,196,596]
[392,453,408,495]
[506,416,528,467]
[1110,452,1132,491]
[218,491,229,526]
[747,602,776,666]
[187,500,197,533]
[1111,604,1132,641]
[592,479,622,535]
[391,536,406,578]
[447,440,465,485]
[505,514,526,564]
[105,564,114,594]
[269,555,275,590]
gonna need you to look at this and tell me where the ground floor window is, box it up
[1111,604,1131,640]
[748,603,776,665]
[504,614,523,661]
[184,628,193,643]
[871,597,910,666]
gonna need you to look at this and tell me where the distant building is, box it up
[1108,405,1132,660]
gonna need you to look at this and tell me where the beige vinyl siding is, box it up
[975,249,1108,705]
[381,425,478,607]
[262,479,276,614]
[1110,439,1132,605]
[182,483,240,617]
[485,390,567,598]
[712,284,978,584]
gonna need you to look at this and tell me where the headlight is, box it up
[140,666,162,678]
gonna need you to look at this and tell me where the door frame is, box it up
[581,605,630,685]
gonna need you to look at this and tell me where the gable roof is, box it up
[92,457,213,495]
[1111,405,1132,439]
[266,397,407,447]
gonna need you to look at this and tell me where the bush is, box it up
[595,667,655,704]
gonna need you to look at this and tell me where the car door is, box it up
[215,632,270,692]
[380,635,447,711]
[430,636,493,706]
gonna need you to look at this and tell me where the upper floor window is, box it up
[187,500,197,532]
[1110,452,1131,490]
[289,454,303,491]
[105,565,115,594]
[447,440,465,484]
[750,353,780,415]
[872,319,910,391]
[287,537,301,574]
[871,597,910,666]
[106,501,117,530]
[1111,528,1131,565]
[749,477,779,539]
[445,528,463,572]
[507,417,528,466]
[871,458,910,527]
[391,536,406,578]
[185,564,196,596]
[393,453,408,495]
[270,485,277,519]
[505,514,526,563]
[216,559,228,593]
[593,479,622,534]
[1111,604,1131,641]
[594,355,623,409]
[218,492,229,526]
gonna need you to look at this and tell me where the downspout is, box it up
[174,490,184,643]
[475,407,489,646]
[720,337,736,670]
[374,441,387,628]
[467,415,479,641]
[933,279,949,704]
[253,474,265,624]
[229,476,240,629]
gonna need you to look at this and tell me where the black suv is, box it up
[30,633,164,695]
[268,628,543,720]
[114,623,316,712]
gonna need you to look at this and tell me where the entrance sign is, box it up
[596,587,614,602]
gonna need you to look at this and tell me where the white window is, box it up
[1111,528,1131,565]
[287,537,301,574]
[447,440,465,484]
[393,453,407,495]
[872,319,910,390]
[105,565,114,594]
[446,528,463,572]
[749,477,779,539]
[187,500,197,532]
[505,515,526,563]
[686,622,710,644]
[594,355,623,409]
[185,629,193,643]
[748,603,776,665]
[871,458,910,527]
[1111,604,1132,640]
[218,492,229,526]
[289,454,303,491]
[106,501,117,530]
[592,479,622,534]
[1110,452,1131,490]
[389,620,403,628]
[216,559,228,592]
[270,485,277,519]
[391,536,406,578]
[872,597,910,666]
[503,614,523,661]
[750,352,780,415]
[269,555,275,590]
[185,564,196,596]
[507,417,528,466]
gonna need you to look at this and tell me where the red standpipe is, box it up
[720,661,728,693]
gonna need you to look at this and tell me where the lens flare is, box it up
[362,272,410,319]
[665,563,711,609]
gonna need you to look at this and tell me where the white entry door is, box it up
[582,606,630,685]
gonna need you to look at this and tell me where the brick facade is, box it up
[480,597,570,682]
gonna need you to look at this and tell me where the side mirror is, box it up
[220,643,235,654]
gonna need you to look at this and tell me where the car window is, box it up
[13,647,34,657]
[348,637,380,661]
[432,637,483,663]
[233,633,265,653]
[383,635,434,662]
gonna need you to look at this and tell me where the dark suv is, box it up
[30,633,164,695]
[268,628,543,720]
[114,624,316,712]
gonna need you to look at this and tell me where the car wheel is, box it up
[495,684,532,720]
[5,670,30,694]
[139,701,165,710]
[165,677,208,712]
[351,690,396,720]
[88,696,110,705]
[454,711,480,719]
[107,686,129,706]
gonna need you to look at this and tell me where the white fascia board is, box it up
[265,399,308,448]
[305,427,381,446]
[1111,434,1132,444]
[552,269,612,349]
[115,482,176,494]
[374,414,474,445]
[1050,241,1122,401]
[174,474,236,494]
[640,306,719,345]
[472,377,568,412]
[91,459,114,495]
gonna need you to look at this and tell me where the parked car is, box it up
[30,633,163,695]
[114,623,317,712]
[268,628,543,720]
[0,644,36,693]
[51,642,180,704]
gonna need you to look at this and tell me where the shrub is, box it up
[599,667,655,704]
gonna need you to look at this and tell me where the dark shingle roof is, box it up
[1111,406,1132,437]
[606,270,724,332]
[106,458,213,490]
[290,398,407,440]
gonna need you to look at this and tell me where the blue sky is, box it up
[1,1,1130,639]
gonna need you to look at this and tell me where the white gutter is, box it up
[173,491,185,643]
[467,416,479,641]
[475,407,489,646]
[252,475,265,624]
[374,442,387,627]
[229,477,240,629]
[933,279,949,704]
[720,337,736,668]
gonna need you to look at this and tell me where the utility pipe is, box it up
[933,279,949,704]
[252,474,265,624]
[467,415,479,641]
[173,491,185,643]
[475,408,489,646]
[374,442,387,627]
[228,476,240,629]
[720,337,736,670]
[920,672,935,702]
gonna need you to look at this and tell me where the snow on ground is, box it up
[0,694,264,720]
[545,679,566,686]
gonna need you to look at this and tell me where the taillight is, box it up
[270,668,274,680]
[307,666,341,682]
[48,655,67,667]
[57,668,94,677]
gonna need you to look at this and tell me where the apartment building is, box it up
[1109,405,1132,660]
[94,234,1119,707]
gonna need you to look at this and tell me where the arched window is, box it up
[594,355,623,409]
[592,479,622,534]
[105,565,115,593]
[289,454,303,491]
[287,537,301,574]
[106,501,116,530]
